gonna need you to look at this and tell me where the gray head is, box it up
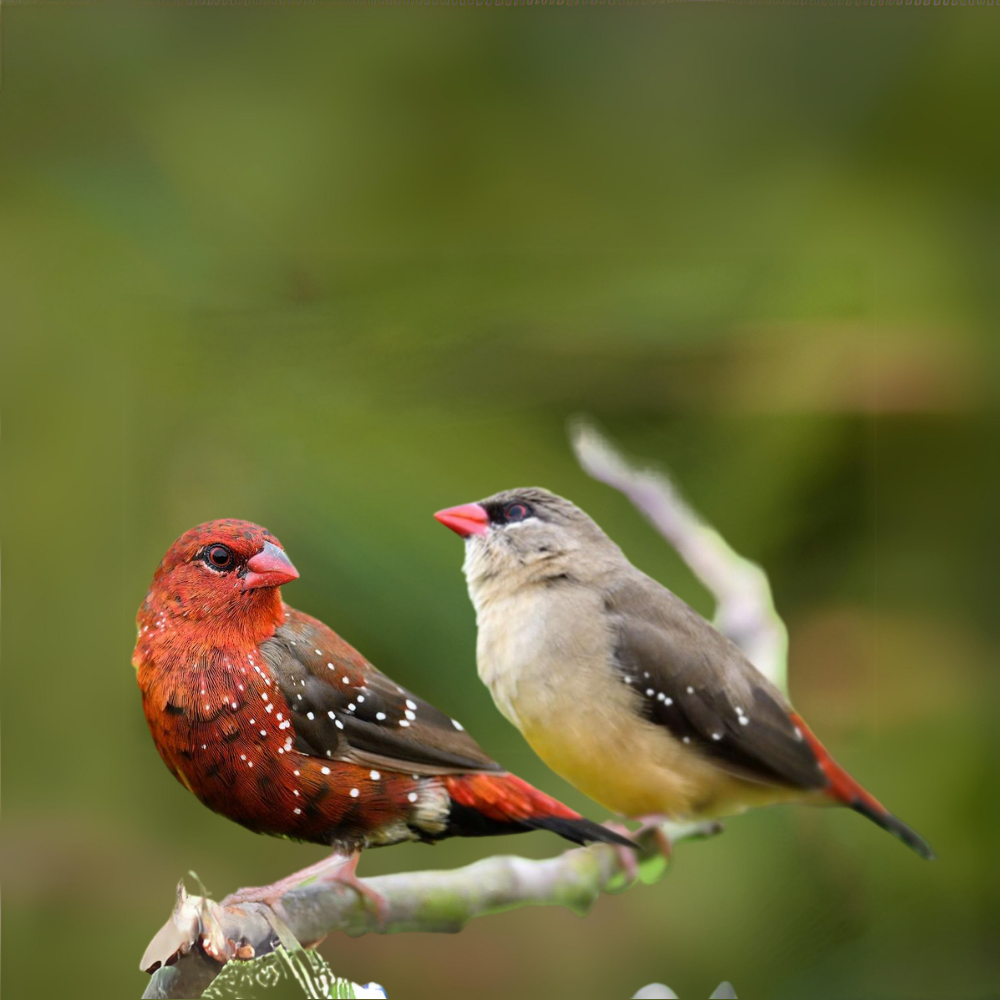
[435,487,621,590]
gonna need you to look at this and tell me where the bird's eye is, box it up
[504,503,532,523]
[205,544,234,570]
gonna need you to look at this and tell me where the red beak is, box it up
[243,542,300,590]
[434,503,490,538]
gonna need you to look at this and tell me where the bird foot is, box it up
[603,814,677,887]
[313,853,390,932]
[225,853,388,930]
[604,821,642,885]
[633,813,674,862]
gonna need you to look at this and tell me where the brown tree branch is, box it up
[142,822,720,999]
[142,420,775,998]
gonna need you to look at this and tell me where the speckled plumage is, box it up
[134,520,629,855]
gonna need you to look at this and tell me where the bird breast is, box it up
[474,584,614,731]
[471,582,791,820]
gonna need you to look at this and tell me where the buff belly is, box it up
[522,709,804,820]
[475,586,804,821]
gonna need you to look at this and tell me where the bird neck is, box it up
[133,584,286,671]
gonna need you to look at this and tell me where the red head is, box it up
[136,519,299,659]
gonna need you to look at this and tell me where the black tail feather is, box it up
[524,814,636,849]
[851,799,936,860]
[444,802,635,849]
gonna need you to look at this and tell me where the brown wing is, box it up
[604,574,826,791]
[259,607,503,776]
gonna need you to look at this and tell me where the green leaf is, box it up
[202,946,363,999]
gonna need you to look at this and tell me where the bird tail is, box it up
[788,713,935,861]
[441,772,634,848]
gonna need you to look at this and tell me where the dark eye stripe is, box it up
[482,500,537,526]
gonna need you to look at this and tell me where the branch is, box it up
[569,418,788,692]
[142,823,719,999]
[142,423,773,998]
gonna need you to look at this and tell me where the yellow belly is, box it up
[473,584,803,821]
[521,713,798,821]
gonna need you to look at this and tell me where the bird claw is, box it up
[633,814,674,862]
[312,853,389,932]
[603,821,641,886]
[603,814,681,889]
[224,852,387,930]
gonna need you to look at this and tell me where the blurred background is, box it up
[1,6,998,999]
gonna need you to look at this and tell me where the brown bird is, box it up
[133,519,632,909]
[435,488,934,860]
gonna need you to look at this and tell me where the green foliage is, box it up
[204,947,372,1000]
[1,8,996,1000]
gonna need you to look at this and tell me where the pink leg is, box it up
[604,820,642,884]
[225,852,388,929]
[603,814,677,884]
[633,814,674,862]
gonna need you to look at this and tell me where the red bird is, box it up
[133,520,630,906]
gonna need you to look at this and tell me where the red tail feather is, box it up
[788,712,935,860]
[442,773,633,848]
[443,772,581,823]
[788,712,886,813]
